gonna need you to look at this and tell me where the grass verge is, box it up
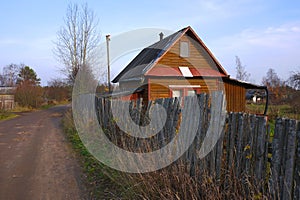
[62,108,124,199]
[62,108,271,199]
[0,110,18,121]
[246,103,300,120]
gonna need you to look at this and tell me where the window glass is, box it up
[180,41,189,57]
[172,90,182,98]
[187,90,196,96]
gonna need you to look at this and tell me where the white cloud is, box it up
[207,21,300,83]
[168,0,266,26]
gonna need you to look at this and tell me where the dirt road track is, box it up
[0,105,86,200]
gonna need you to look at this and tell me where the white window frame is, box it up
[169,85,201,97]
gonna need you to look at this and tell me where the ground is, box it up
[0,105,87,200]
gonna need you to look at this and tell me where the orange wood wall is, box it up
[147,78,246,112]
[148,78,219,100]
[154,35,221,74]
[224,82,246,112]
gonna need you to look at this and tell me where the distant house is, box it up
[112,26,268,114]
[0,87,16,110]
[246,89,267,103]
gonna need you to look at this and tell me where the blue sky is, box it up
[0,0,300,85]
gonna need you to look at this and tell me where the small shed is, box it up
[0,87,16,110]
[112,26,268,114]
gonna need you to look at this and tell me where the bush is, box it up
[15,82,43,108]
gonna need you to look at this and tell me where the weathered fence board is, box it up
[95,93,299,199]
[294,121,300,200]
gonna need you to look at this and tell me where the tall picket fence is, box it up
[95,93,300,199]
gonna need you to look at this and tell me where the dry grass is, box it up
[11,105,36,112]
[63,108,272,199]
[105,159,270,200]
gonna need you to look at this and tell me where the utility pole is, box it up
[106,34,111,93]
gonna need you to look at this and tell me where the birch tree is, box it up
[235,56,250,81]
[53,3,100,84]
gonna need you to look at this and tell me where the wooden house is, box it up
[0,87,16,110]
[112,26,268,114]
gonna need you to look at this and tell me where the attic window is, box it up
[179,66,193,77]
[180,41,189,57]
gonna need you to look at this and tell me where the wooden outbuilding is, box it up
[0,87,16,110]
[112,26,268,114]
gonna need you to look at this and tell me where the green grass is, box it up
[246,103,300,120]
[62,109,124,199]
[0,110,18,121]
[40,104,54,110]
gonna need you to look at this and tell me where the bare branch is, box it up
[235,56,250,82]
[53,3,100,84]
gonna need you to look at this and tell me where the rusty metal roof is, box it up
[0,87,16,95]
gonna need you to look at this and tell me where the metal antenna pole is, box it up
[106,35,111,93]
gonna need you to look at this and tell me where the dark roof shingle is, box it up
[112,28,186,83]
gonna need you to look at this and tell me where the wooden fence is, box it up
[95,93,300,199]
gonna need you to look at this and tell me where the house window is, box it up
[169,85,201,98]
[180,41,189,57]
[179,66,193,77]
[172,89,183,98]
[187,90,196,96]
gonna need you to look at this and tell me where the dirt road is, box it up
[0,105,86,200]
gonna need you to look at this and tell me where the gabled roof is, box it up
[112,26,228,83]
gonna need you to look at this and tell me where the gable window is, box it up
[180,41,189,57]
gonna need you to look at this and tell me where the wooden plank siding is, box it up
[147,78,246,112]
[147,77,219,100]
[152,34,223,75]
[0,94,15,110]
[224,81,246,112]
[118,78,247,113]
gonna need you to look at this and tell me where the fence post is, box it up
[282,119,297,200]
[294,121,300,200]
[254,116,267,187]
[193,94,208,177]
[235,113,246,177]
[226,112,236,171]
[270,118,298,199]
[270,118,284,198]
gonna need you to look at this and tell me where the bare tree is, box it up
[53,3,100,84]
[0,63,21,86]
[289,69,300,90]
[262,68,284,103]
[262,68,282,88]
[235,56,250,81]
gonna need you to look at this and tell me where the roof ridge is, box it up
[112,26,229,83]
[112,27,189,83]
